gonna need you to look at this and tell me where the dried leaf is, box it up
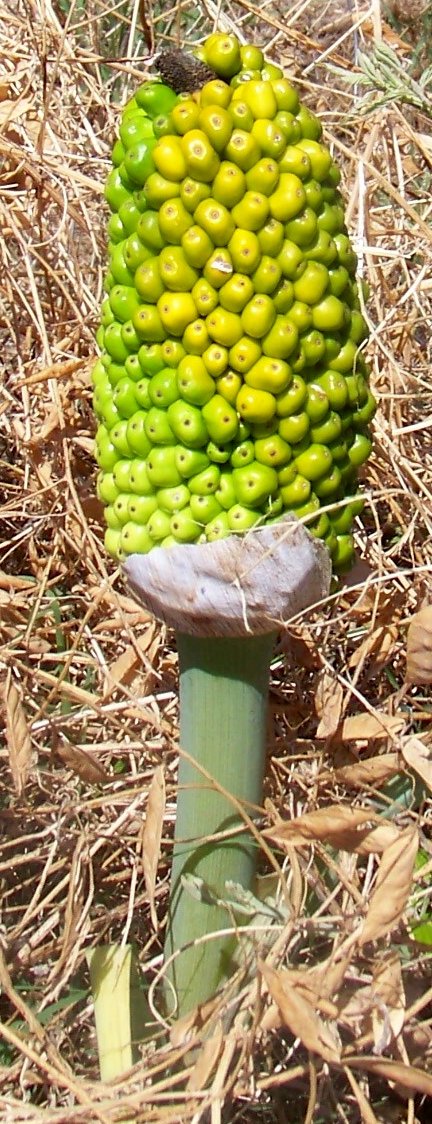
[262,947,353,1034]
[103,643,141,696]
[371,952,405,1050]
[141,765,165,931]
[2,679,32,796]
[406,605,432,684]
[283,629,321,670]
[271,969,339,1019]
[400,735,432,792]
[359,827,418,946]
[187,1021,224,1092]
[338,985,375,1034]
[338,712,404,742]
[260,960,341,1063]
[416,131,432,153]
[54,738,108,784]
[319,753,401,789]
[0,571,35,591]
[170,995,218,1047]
[349,623,398,670]
[312,948,354,1004]
[403,1021,432,1068]
[260,1001,284,1032]
[36,668,98,708]
[27,403,63,445]
[315,670,344,739]
[266,805,399,855]
[347,1056,432,1098]
[102,626,156,697]
[0,97,33,127]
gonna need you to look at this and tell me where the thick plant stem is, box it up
[164,631,275,1017]
[87,945,135,1083]
[87,945,148,1095]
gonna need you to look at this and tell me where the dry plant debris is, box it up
[0,0,432,1120]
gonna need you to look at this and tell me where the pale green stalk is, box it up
[164,631,275,1016]
[87,945,145,1096]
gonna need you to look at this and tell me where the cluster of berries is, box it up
[93,33,376,570]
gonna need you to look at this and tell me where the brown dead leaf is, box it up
[315,670,344,739]
[349,623,398,671]
[141,765,165,932]
[371,952,405,1050]
[273,970,339,1019]
[89,584,152,627]
[260,960,341,1063]
[312,947,355,1003]
[363,15,412,52]
[26,403,63,445]
[262,947,353,1034]
[338,984,375,1036]
[283,629,321,670]
[266,805,399,855]
[0,97,33,128]
[359,827,418,946]
[0,572,35,591]
[187,1021,224,1091]
[103,624,157,697]
[338,712,405,742]
[170,994,220,1047]
[260,1001,284,1032]
[406,605,432,684]
[35,667,99,708]
[346,1056,432,1098]
[400,735,432,793]
[319,753,401,790]
[2,678,32,796]
[403,1022,432,1069]
[54,737,108,785]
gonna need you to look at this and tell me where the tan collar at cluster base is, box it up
[124,513,331,637]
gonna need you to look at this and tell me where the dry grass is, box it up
[1,0,432,1120]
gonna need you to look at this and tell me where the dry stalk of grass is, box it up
[0,0,431,1120]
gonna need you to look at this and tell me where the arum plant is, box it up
[90,30,375,1035]
[126,522,330,1014]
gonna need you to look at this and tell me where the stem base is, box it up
[165,632,275,1016]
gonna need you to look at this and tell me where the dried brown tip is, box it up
[157,48,218,94]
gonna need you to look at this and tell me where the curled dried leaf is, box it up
[260,960,341,1063]
[406,604,432,684]
[319,753,401,789]
[346,1056,432,1098]
[266,805,399,854]
[338,712,404,742]
[187,1021,224,1092]
[371,951,405,1050]
[141,765,166,932]
[54,737,108,784]
[400,735,432,793]
[315,670,344,739]
[359,827,418,946]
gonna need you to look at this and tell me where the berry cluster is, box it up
[94,33,376,571]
